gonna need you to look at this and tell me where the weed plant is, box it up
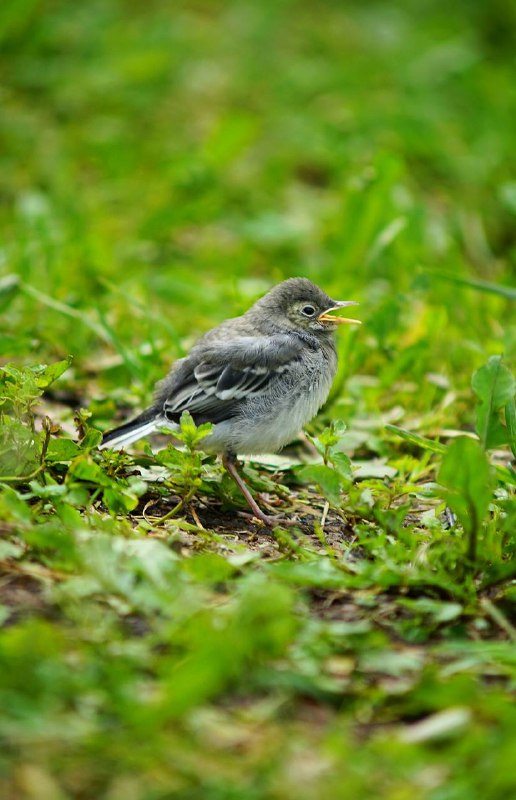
[0,1,515,798]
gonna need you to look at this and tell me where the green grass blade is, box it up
[423,270,516,301]
[385,424,446,454]
[505,398,516,459]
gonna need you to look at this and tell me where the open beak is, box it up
[318,300,361,325]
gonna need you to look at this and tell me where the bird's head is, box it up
[250,277,361,335]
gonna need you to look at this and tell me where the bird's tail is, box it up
[100,411,159,451]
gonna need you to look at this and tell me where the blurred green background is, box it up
[1,1,516,798]
[2,0,514,421]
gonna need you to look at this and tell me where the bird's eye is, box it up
[301,304,316,317]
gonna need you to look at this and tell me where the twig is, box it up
[189,504,205,530]
[481,597,516,642]
[142,498,160,525]
[320,500,330,531]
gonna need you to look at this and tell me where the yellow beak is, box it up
[318,301,361,325]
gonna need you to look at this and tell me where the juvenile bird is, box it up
[100,278,360,525]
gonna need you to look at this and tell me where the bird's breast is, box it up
[206,347,337,455]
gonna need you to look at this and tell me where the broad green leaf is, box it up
[0,364,42,419]
[155,445,186,469]
[176,411,213,448]
[103,486,140,514]
[331,451,353,481]
[399,598,463,623]
[438,437,492,563]
[472,356,515,449]
[0,485,32,523]
[69,456,107,484]
[55,501,84,528]
[269,558,353,590]
[184,553,236,583]
[481,559,516,590]
[81,428,103,450]
[102,476,146,515]
[332,420,348,437]
[297,464,342,505]
[34,357,73,389]
[0,418,42,476]
[28,481,69,499]
[46,438,82,462]
[318,421,346,448]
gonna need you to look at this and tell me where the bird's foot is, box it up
[223,453,301,528]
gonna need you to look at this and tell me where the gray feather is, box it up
[101,278,344,455]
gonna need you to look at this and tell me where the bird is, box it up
[100,277,360,526]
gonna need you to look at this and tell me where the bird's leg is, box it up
[222,453,299,528]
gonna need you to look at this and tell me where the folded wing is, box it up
[160,335,305,425]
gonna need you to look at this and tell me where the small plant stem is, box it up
[320,500,329,530]
[467,500,478,566]
[157,486,198,523]
[189,504,205,529]
[0,464,45,483]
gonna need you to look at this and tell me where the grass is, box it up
[1,0,515,797]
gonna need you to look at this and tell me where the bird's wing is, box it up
[160,335,305,425]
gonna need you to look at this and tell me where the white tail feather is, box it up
[99,420,158,451]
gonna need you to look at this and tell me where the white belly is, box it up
[205,364,335,455]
